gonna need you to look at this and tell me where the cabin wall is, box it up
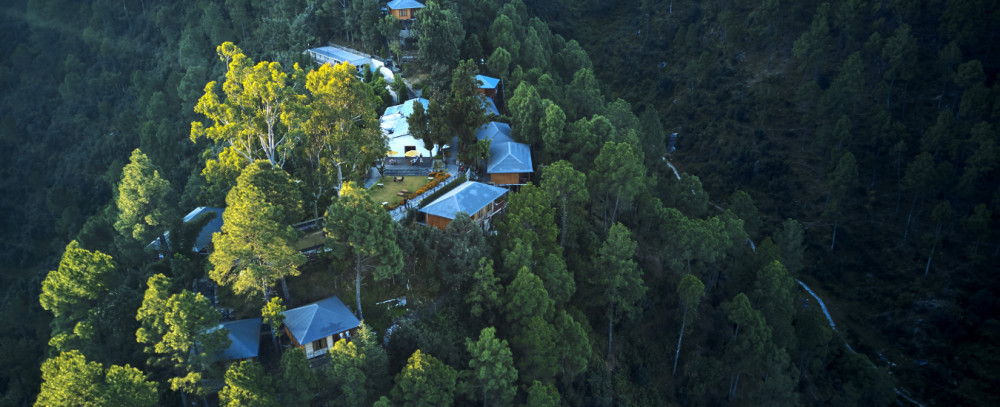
[391,8,415,20]
[490,172,521,185]
[426,214,451,231]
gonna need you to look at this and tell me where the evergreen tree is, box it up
[594,223,646,358]
[673,274,705,375]
[466,327,518,407]
[541,160,588,248]
[391,350,458,407]
[278,348,317,405]
[327,339,367,406]
[415,1,466,69]
[324,182,403,320]
[39,241,116,352]
[209,161,306,303]
[114,149,175,261]
[219,360,278,407]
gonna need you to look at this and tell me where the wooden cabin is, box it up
[419,181,509,231]
[476,75,500,100]
[387,0,425,21]
[282,296,361,359]
[475,122,533,187]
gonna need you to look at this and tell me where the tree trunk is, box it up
[161,231,174,270]
[924,244,935,278]
[673,307,688,375]
[607,305,614,359]
[904,193,918,241]
[336,162,344,194]
[180,391,188,407]
[356,253,364,320]
[281,277,292,303]
[886,78,894,109]
[560,194,568,248]
[830,221,838,251]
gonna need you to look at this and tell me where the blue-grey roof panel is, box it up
[475,122,513,144]
[217,317,262,361]
[308,47,370,67]
[481,96,499,116]
[488,141,533,174]
[419,181,508,220]
[475,74,500,89]
[387,0,426,9]
[282,296,361,345]
[186,207,224,252]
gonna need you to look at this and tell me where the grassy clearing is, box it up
[369,175,430,204]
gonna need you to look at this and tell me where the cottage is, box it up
[381,98,442,158]
[148,207,224,255]
[418,181,508,230]
[214,317,263,362]
[282,296,361,359]
[386,0,425,21]
[475,74,500,100]
[305,46,370,68]
[475,122,533,186]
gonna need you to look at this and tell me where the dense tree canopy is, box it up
[4,0,999,406]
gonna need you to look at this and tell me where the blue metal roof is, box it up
[387,0,425,9]
[475,74,500,89]
[185,207,224,252]
[476,122,513,144]
[481,96,499,116]
[475,122,532,174]
[149,207,224,252]
[419,181,508,220]
[488,141,533,174]
[307,47,370,67]
[282,296,360,345]
[216,317,262,361]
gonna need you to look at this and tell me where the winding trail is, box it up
[796,280,925,407]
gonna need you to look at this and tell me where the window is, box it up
[399,9,408,17]
[311,337,327,352]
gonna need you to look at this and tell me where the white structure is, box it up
[380,98,445,158]
[305,46,395,83]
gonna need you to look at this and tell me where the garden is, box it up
[369,172,452,210]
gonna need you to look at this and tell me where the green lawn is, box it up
[369,175,432,204]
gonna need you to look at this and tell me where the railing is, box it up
[388,171,465,221]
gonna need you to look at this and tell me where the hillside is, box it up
[1,0,998,406]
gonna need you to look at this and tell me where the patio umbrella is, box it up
[386,150,400,156]
[405,150,420,157]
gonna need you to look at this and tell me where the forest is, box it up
[0,0,998,406]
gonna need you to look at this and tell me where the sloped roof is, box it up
[282,296,360,345]
[216,317,262,361]
[419,181,508,220]
[307,47,369,67]
[475,122,532,174]
[475,74,500,89]
[476,122,514,144]
[185,207,224,252]
[381,98,430,137]
[481,96,499,116]
[488,141,533,174]
[387,0,425,9]
[148,207,224,252]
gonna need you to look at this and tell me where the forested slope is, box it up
[525,0,1000,405]
[0,0,997,406]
